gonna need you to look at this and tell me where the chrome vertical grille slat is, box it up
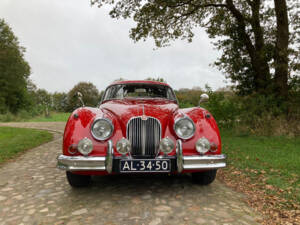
[127,117,161,157]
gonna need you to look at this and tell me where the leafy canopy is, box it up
[67,82,100,111]
[0,19,31,113]
[91,0,299,95]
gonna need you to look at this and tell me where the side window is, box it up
[167,88,176,100]
[103,88,111,101]
[115,87,124,99]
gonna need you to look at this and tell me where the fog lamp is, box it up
[195,137,210,155]
[116,138,131,155]
[159,137,175,154]
[78,137,93,156]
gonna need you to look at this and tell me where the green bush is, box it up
[0,112,15,122]
[178,102,194,108]
[0,105,45,122]
[200,88,300,136]
[202,91,240,128]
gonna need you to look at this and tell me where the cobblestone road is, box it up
[0,122,262,225]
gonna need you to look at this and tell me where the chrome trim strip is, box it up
[57,155,106,171]
[176,139,183,173]
[183,154,226,170]
[105,140,114,173]
[142,104,145,116]
[142,116,146,155]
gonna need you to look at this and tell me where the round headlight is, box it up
[174,117,195,139]
[91,118,114,141]
[159,137,175,154]
[116,138,131,155]
[195,137,210,154]
[78,137,93,155]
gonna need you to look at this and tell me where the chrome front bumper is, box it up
[57,140,114,173]
[57,155,106,171]
[57,140,226,173]
[175,140,226,173]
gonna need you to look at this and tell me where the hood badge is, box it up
[141,115,148,121]
[141,105,148,121]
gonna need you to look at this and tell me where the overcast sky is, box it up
[0,0,226,93]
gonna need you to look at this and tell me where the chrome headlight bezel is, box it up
[91,118,114,141]
[174,117,196,140]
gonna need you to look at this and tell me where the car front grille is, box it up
[127,117,161,157]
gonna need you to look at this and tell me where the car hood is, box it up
[100,99,179,133]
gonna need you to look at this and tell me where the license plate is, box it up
[120,159,170,173]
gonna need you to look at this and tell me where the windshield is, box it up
[102,84,177,102]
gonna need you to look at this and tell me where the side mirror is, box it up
[199,93,209,105]
[77,92,85,107]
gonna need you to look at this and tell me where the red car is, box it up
[57,80,226,187]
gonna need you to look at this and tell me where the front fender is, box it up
[175,107,222,156]
[63,107,104,156]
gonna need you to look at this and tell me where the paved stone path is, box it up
[0,122,262,225]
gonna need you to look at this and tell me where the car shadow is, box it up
[64,173,220,210]
[67,173,218,194]
[92,173,192,188]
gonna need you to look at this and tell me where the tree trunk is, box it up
[226,0,271,94]
[274,0,289,100]
[252,57,271,94]
[250,0,271,94]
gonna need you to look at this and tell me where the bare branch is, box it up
[162,0,227,9]
[246,0,253,7]
[198,3,227,8]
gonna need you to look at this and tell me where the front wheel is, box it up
[192,170,217,185]
[66,171,91,187]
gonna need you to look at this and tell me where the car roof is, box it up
[110,80,170,87]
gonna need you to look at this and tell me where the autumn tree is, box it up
[0,19,31,113]
[67,82,100,111]
[91,0,300,102]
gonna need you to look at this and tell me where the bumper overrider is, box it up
[57,140,226,173]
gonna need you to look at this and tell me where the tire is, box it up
[192,170,217,185]
[66,171,91,187]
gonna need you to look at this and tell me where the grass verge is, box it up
[219,128,300,224]
[27,112,70,122]
[0,112,70,122]
[0,127,53,164]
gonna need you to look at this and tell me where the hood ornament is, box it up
[141,105,148,120]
